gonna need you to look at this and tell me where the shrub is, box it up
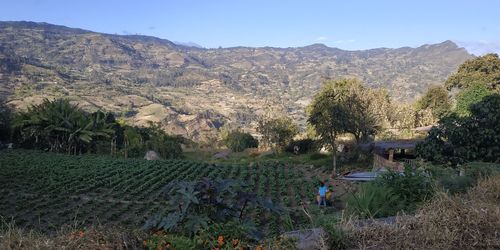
[143,178,282,240]
[375,167,434,212]
[345,182,401,219]
[428,162,500,194]
[224,130,258,152]
[346,166,434,218]
[438,175,475,194]
[286,139,318,154]
[309,152,328,160]
[312,212,350,249]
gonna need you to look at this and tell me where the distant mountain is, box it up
[0,21,473,140]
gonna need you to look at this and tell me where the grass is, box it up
[185,149,373,173]
[0,218,145,250]
[345,174,500,249]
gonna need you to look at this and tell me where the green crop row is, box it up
[0,150,315,233]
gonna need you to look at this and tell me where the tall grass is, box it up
[347,174,500,249]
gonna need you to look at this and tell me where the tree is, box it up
[332,79,384,142]
[257,115,298,152]
[416,94,500,164]
[454,83,493,116]
[224,130,258,152]
[307,79,351,174]
[120,121,183,159]
[445,53,500,91]
[308,78,384,174]
[416,85,452,119]
[388,102,416,129]
[144,121,183,159]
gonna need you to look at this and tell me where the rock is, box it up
[282,228,328,250]
[144,150,161,160]
[212,150,231,159]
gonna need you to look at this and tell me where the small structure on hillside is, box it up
[144,150,161,160]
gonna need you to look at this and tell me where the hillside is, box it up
[0,21,473,140]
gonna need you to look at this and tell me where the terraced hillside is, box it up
[0,21,473,140]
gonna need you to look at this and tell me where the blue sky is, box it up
[1,0,499,54]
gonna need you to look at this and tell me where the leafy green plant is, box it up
[346,166,434,218]
[346,182,401,218]
[143,178,283,239]
[376,167,434,213]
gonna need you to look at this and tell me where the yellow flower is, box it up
[217,235,224,246]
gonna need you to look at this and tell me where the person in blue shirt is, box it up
[318,181,327,207]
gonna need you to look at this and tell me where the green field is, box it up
[0,150,316,233]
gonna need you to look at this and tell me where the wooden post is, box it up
[388,149,394,162]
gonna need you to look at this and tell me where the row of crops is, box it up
[0,150,317,233]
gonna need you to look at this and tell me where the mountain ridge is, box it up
[0,21,473,141]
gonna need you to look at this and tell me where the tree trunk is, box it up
[332,142,337,176]
[124,137,128,159]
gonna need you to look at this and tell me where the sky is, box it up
[1,0,499,54]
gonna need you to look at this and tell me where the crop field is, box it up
[0,150,316,233]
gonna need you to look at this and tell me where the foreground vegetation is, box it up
[2,173,498,249]
[0,150,316,234]
[345,174,500,249]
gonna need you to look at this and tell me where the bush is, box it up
[375,167,434,213]
[224,130,258,152]
[416,94,500,165]
[428,162,500,194]
[345,182,401,219]
[312,212,349,249]
[144,178,282,240]
[286,139,318,154]
[309,152,328,160]
[346,166,434,218]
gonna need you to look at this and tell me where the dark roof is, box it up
[360,140,421,151]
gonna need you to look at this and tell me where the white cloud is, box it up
[315,36,328,42]
[455,40,500,56]
[333,39,355,44]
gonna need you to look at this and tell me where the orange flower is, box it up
[217,235,224,246]
[256,246,262,250]
[232,239,239,246]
